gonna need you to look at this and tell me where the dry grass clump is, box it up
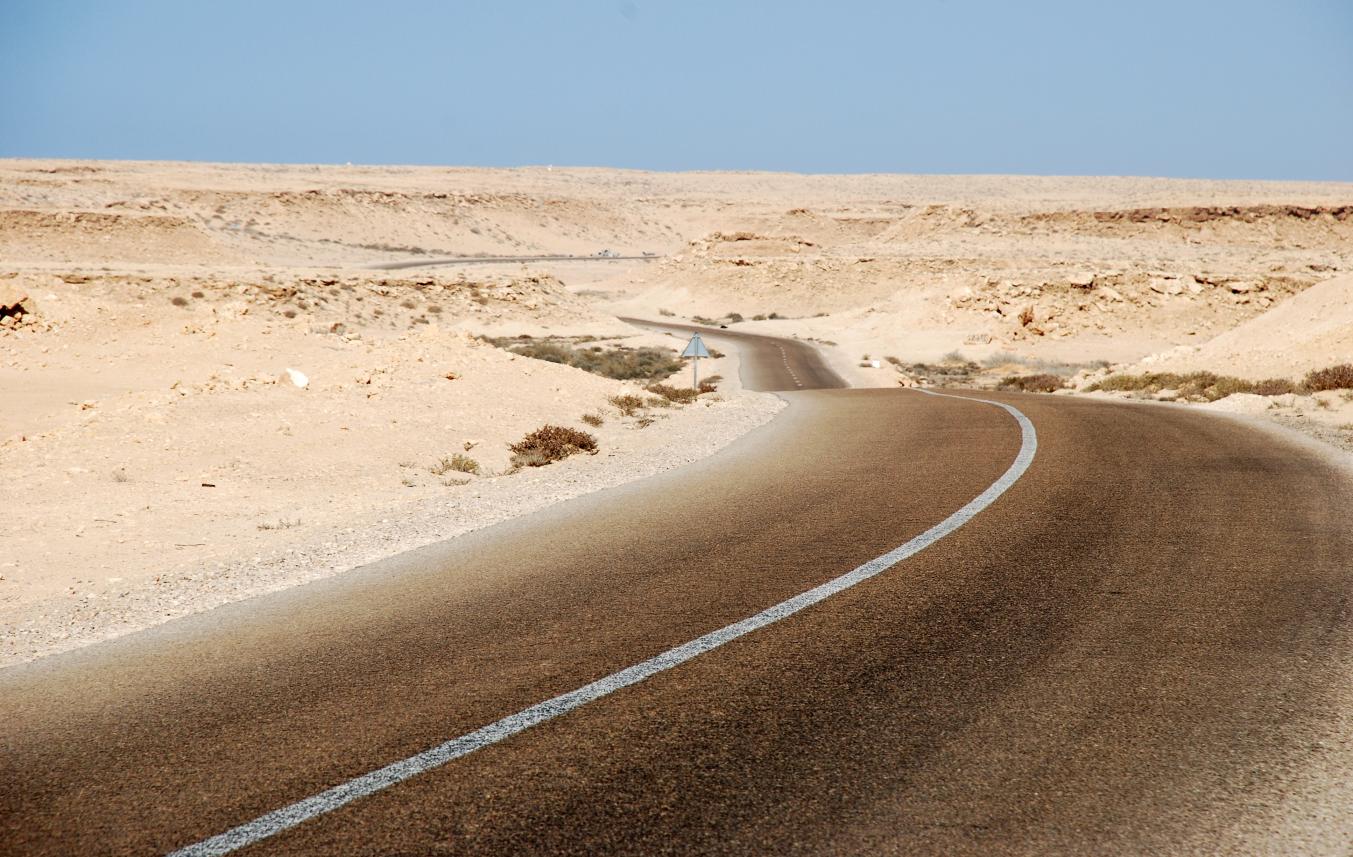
[1087,371,1299,401]
[429,453,480,476]
[509,425,598,468]
[645,383,700,404]
[257,518,301,531]
[698,374,723,393]
[490,337,683,381]
[580,413,604,427]
[608,393,647,417]
[999,373,1065,393]
[1303,364,1353,392]
[891,356,982,386]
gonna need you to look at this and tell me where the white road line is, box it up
[168,389,1037,857]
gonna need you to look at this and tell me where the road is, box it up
[3,325,1352,855]
[373,254,659,271]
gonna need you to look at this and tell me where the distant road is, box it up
[620,317,848,391]
[372,254,660,271]
[4,325,1352,855]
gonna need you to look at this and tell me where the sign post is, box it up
[680,332,711,389]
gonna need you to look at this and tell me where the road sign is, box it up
[681,333,710,358]
[681,333,711,389]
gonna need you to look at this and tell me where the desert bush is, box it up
[608,393,647,416]
[999,373,1064,393]
[645,383,700,404]
[698,374,723,393]
[493,338,682,381]
[170,295,189,307]
[430,453,479,476]
[581,412,604,427]
[1251,378,1299,396]
[1089,371,1303,401]
[509,425,598,468]
[1303,364,1353,392]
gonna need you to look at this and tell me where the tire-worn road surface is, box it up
[3,325,1352,855]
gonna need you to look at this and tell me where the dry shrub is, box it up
[509,425,598,468]
[1090,371,1300,401]
[1018,305,1035,327]
[1304,364,1353,392]
[646,383,699,404]
[581,413,604,427]
[608,393,647,416]
[999,373,1064,393]
[1251,378,1299,396]
[495,339,683,381]
[430,453,480,476]
[698,374,723,393]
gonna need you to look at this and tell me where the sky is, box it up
[2,0,1351,180]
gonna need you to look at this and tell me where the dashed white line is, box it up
[167,389,1037,857]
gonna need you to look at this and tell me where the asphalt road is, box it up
[3,327,1352,855]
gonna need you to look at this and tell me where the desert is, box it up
[3,159,1352,666]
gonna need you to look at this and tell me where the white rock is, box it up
[284,368,309,389]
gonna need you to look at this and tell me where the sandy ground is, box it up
[3,159,1352,666]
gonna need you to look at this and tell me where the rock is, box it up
[1099,286,1125,302]
[0,283,28,312]
[1155,388,1180,401]
[284,368,309,389]
[1229,281,1255,293]
[463,439,481,451]
[1068,272,1095,289]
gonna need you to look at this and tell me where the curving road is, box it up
[3,326,1352,855]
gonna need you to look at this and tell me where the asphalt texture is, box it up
[3,325,1351,856]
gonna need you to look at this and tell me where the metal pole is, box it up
[692,355,699,390]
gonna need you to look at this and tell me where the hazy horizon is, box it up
[3,0,1351,181]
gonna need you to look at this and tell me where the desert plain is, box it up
[2,159,1352,665]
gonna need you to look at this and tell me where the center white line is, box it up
[168,389,1037,857]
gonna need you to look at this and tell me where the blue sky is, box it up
[2,0,1350,179]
